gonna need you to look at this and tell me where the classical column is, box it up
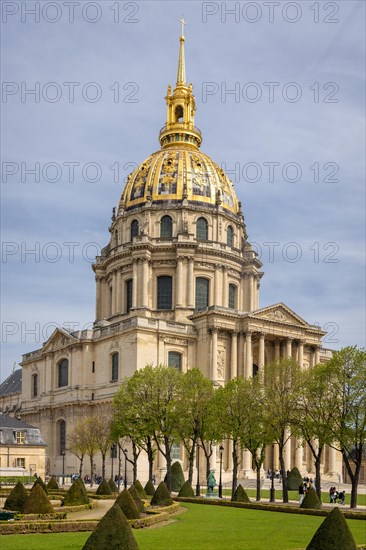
[141,260,148,307]
[230,332,238,379]
[249,275,254,311]
[286,337,292,358]
[187,258,194,307]
[214,266,220,306]
[283,428,292,471]
[295,439,303,471]
[222,267,228,307]
[132,259,138,308]
[176,257,183,307]
[244,331,252,378]
[298,340,304,369]
[95,277,101,320]
[274,340,280,360]
[238,332,245,377]
[210,445,217,471]
[112,271,117,314]
[243,450,252,476]
[116,270,122,313]
[211,328,218,381]
[314,346,320,365]
[258,332,265,370]
[328,445,336,474]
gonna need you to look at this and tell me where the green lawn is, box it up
[1,503,365,550]
[222,488,366,507]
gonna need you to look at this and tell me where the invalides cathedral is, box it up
[1,27,342,482]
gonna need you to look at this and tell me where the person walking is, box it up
[299,483,305,505]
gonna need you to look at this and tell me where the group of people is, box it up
[298,478,314,504]
[329,487,346,504]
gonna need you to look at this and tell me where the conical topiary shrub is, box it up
[150,481,173,507]
[134,479,147,499]
[47,477,59,491]
[144,480,155,497]
[128,484,145,513]
[171,461,185,492]
[4,481,28,512]
[108,478,119,493]
[286,467,303,490]
[33,476,48,494]
[82,503,139,550]
[23,483,54,514]
[63,477,89,506]
[115,488,140,519]
[301,486,322,509]
[178,480,195,498]
[306,507,357,550]
[232,484,250,503]
[96,479,113,495]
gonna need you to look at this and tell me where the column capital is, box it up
[245,330,252,339]
[210,326,219,334]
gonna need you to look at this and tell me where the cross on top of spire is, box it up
[179,16,187,36]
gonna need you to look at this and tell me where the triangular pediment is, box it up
[249,303,310,328]
[42,328,79,353]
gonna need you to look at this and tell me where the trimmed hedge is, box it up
[47,477,59,491]
[286,467,303,491]
[32,477,48,495]
[144,480,155,497]
[63,478,90,506]
[134,479,148,499]
[23,484,54,514]
[82,503,139,550]
[171,462,185,492]
[178,480,195,498]
[232,484,250,503]
[128,485,145,513]
[108,478,119,493]
[150,482,173,507]
[301,487,322,510]
[96,480,112,496]
[306,507,357,550]
[116,488,140,519]
[3,481,28,512]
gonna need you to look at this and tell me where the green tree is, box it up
[68,420,89,478]
[296,362,339,499]
[93,409,113,481]
[326,347,366,508]
[263,358,301,503]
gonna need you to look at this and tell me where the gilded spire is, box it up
[177,17,187,85]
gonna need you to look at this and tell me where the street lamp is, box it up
[270,443,276,503]
[218,445,224,498]
[124,449,128,489]
[110,444,117,480]
[117,444,122,491]
[195,444,200,497]
[61,450,66,486]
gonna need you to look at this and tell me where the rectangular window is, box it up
[32,373,38,397]
[16,458,25,468]
[126,279,133,313]
[16,431,25,444]
[111,353,119,382]
[228,284,237,309]
[168,351,182,370]
[157,276,172,310]
[92,361,95,373]
[195,278,209,310]
[171,441,181,460]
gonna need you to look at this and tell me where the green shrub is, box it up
[232,484,250,503]
[128,485,145,513]
[171,461,185,492]
[306,507,357,550]
[286,467,303,490]
[300,487,322,510]
[47,477,59,491]
[178,480,195,498]
[150,481,173,507]
[96,480,112,495]
[108,478,119,493]
[82,503,139,550]
[134,479,147,499]
[3,481,28,512]
[115,488,140,519]
[144,480,155,496]
[33,476,48,495]
[63,477,90,506]
[23,483,54,514]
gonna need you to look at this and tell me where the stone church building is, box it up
[16,29,341,483]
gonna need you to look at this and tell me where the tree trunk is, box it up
[164,437,173,492]
[79,455,84,478]
[146,437,154,482]
[256,463,261,501]
[201,441,213,485]
[314,450,322,500]
[132,442,139,483]
[188,441,196,485]
[278,445,288,503]
[231,441,238,500]
[101,453,106,481]
[343,450,361,508]
[89,454,94,487]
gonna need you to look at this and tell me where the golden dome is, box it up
[118,24,239,216]
[120,147,239,214]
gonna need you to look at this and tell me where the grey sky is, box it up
[1,0,365,380]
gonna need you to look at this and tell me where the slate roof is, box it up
[0,369,22,396]
[0,414,46,446]
[0,414,33,429]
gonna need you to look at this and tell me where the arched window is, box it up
[59,420,66,454]
[32,373,38,397]
[227,225,234,247]
[130,219,139,240]
[196,217,208,241]
[175,105,184,122]
[168,351,182,370]
[228,284,237,309]
[195,277,209,310]
[58,359,68,388]
[126,279,133,313]
[160,215,173,238]
[111,352,119,382]
[157,276,172,310]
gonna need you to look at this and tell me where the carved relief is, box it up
[217,349,225,379]
[158,152,178,194]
